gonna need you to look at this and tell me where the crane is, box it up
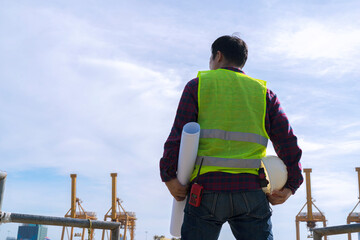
[61,174,97,240]
[296,168,327,240]
[102,173,136,240]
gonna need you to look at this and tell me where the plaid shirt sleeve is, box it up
[266,90,303,194]
[159,78,198,182]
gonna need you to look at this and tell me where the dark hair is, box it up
[211,35,248,68]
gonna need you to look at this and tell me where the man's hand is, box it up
[165,178,189,201]
[267,187,292,205]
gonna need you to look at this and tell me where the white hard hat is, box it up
[261,155,288,194]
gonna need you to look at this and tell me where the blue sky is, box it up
[0,0,360,239]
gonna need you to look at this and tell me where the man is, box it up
[160,35,303,240]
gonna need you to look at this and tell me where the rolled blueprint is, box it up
[170,122,200,237]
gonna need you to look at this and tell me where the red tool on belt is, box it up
[189,157,204,207]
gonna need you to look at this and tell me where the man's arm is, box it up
[160,79,198,199]
[265,90,303,204]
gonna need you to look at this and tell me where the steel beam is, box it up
[0,212,121,240]
[313,223,360,240]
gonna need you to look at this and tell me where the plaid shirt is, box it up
[160,67,303,193]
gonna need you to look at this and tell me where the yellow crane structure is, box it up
[61,174,97,240]
[347,167,360,240]
[102,173,136,240]
[296,168,327,240]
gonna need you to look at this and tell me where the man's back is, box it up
[161,35,303,240]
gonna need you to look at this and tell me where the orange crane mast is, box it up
[61,174,97,240]
[102,173,137,240]
[296,168,327,240]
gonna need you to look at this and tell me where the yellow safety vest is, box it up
[190,69,269,181]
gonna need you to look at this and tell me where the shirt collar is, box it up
[220,67,245,74]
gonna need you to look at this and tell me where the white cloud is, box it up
[345,130,360,139]
[0,2,185,177]
[0,5,188,238]
[79,57,182,99]
[298,138,326,152]
[0,57,183,177]
[298,137,360,165]
[258,17,360,76]
[339,121,360,131]
[286,113,307,125]
[269,20,360,61]
[312,171,358,209]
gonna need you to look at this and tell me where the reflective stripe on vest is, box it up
[195,156,261,168]
[190,69,269,181]
[200,129,268,147]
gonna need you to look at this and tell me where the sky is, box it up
[0,0,360,239]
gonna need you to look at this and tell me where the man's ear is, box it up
[216,51,223,62]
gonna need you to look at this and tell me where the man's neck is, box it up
[216,62,242,69]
